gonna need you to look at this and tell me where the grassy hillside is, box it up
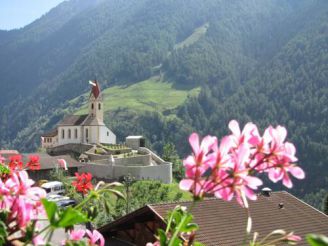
[174,23,209,50]
[72,77,200,114]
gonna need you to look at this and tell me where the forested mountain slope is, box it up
[0,0,327,199]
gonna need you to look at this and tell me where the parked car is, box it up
[46,194,76,207]
[46,194,70,202]
[57,199,76,207]
[41,181,65,195]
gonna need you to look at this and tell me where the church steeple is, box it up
[89,80,103,122]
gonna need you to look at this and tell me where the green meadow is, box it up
[72,77,200,114]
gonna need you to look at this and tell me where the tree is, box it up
[163,142,184,181]
[324,194,328,215]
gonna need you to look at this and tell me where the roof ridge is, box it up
[285,191,328,218]
[149,191,293,207]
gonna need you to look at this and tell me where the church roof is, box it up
[41,129,58,137]
[81,115,105,126]
[57,114,88,126]
[91,80,101,99]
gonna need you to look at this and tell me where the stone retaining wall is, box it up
[47,143,93,156]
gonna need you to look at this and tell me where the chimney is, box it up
[261,187,272,197]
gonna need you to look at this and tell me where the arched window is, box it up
[91,103,94,109]
[68,129,71,139]
[62,129,65,139]
[75,129,78,139]
[98,103,101,110]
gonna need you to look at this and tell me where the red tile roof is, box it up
[21,153,84,170]
[100,192,328,246]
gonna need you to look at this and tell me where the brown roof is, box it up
[41,129,58,137]
[0,150,19,155]
[100,192,328,246]
[81,116,104,126]
[57,114,88,126]
[21,153,84,170]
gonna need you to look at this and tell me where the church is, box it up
[41,80,116,148]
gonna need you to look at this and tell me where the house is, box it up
[99,191,328,246]
[41,80,116,148]
[22,153,84,181]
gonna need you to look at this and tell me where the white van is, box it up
[41,181,65,195]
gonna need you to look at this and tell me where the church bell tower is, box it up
[89,80,103,123]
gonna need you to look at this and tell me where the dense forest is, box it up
[0,0,327,207]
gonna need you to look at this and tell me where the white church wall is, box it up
[99,126,116,144]
[58,126,82,145]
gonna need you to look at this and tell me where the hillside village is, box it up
[38,80,173,184]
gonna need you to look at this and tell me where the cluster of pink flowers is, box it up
[180,120,305,206]
[0,170,46,242]
[64,229,105,246]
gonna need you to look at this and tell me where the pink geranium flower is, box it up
[86,229,105,246]
[180,133,217,197]
[214,144,262,206]
[69,229,86,240]
[0,154,5,163]
[228,120,261,148]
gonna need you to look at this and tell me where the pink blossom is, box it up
[86,229,105,246]
[146,242,160,246]
[285,233,302,242]
[214,144,262,206]
[69,229,86,240]
[181,121,305,206]
[33,235,45,245]
[228,120,261,147]
[180,133,217,197]
[0,154,5,163]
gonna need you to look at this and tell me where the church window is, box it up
[75,129,78,139]
[68,129,71,139]
[50,138,52,143]
[91,103,94,109]
[86,129,89,138]
[98,103,101,110]
[62,129,65,139]
[107,131,109,136]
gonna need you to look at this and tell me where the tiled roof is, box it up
[41,129,58,137]
[81,116,104,126]
[21,153,84,170]
[57,114,88,126]
[150,192,328,245]
[100,192,328,246]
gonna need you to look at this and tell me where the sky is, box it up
[0,0,66,30]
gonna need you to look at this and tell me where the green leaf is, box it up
[104,201,111,215]
[193,242,205,246]
[57,207,89,227]
[158,228,167,245]
[42,199,58,225]
[0,220,8,245]
[182,222,198,233]
[306,234,328,246]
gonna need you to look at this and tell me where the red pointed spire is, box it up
[91,80,101,99]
